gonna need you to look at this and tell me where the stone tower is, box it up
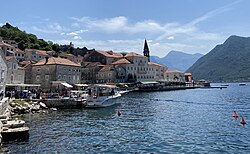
[143,39,150,62]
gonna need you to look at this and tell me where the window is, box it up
[37,68,40,72]
[58,75,61,80]
[13,64,17,69]
[45,75,49,80]
[36,75,40,81]
[18,75,22,81]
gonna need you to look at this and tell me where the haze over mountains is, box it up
[187,35,250,82]
[151,51,203,72]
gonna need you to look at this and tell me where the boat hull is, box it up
[86,94,121,108]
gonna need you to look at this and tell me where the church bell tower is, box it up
[143,39,150,62]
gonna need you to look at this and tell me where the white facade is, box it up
[116,52,167,82]
[164,70,185,82]
[0,50,7,93]
[6,57,25,84]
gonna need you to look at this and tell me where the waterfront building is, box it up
[164,70,185,82]
[24,49,50,62]
[5,56,25,84]
[184,73,193,82]
[84,50,123,65]
[19,61,35,84]
[81,62,103,84]
[111,58,131,83]
[32,57,81,90]
[148,62,167,81]
[96,65,116,83]
[60,53,83,64]
[0,48,7,94]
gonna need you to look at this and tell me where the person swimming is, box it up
[232,111,239,119]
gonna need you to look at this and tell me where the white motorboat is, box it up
[86,84,121,108]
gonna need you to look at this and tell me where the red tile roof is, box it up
[184,73,192,76]
[5,56,14,61]
[125,52,146,58]
[148,62,166,67]
[96,50,123,58]
[99,65,114,72]
[166,70,181,73]
[0,42,13,47]
[112,58,131,65]
[25,49,49,56]
[33,57,81,67]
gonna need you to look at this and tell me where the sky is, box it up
[1,0,250,57]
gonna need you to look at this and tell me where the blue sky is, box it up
[1,0,249,57]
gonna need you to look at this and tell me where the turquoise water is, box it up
[4,83,250,153]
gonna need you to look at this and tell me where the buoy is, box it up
[232,111,239,119]
[117,111,121,116]
[240,117,246,125]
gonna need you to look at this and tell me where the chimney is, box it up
[45,56,49,64]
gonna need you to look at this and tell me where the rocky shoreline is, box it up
[9,100,50,115]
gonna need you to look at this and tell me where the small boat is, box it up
[239,83,246,86]
[86,84,121,108]
[221,84,229,86]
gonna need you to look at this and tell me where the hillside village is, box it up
[0,34,194,96]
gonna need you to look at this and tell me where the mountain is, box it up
[187,35,250,82]
[151,51,203,72]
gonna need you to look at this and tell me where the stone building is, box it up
[60,53,83,64]
[32,57,81,90]
[84,50,123,65]
[19,61,35,84]
[0,42,16,56]
[164,70,185,82]
[81,62,103,84]
[5,56,25,84]
[0,49,7,94]
[24,49,50,62]
[96,65,116,83]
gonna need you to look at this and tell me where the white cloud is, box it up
[73,36,82,40]
[67,32,78,36]
[167,36,174,40]
[32,23,69,34]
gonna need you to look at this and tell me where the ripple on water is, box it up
[4,84,250,153]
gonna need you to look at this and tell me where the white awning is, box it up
[6,83,41,87]
[60,82,73,88]
[74,84,88,87]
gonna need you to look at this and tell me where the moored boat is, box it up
[86,84,121,108]
[239,83,246,86]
